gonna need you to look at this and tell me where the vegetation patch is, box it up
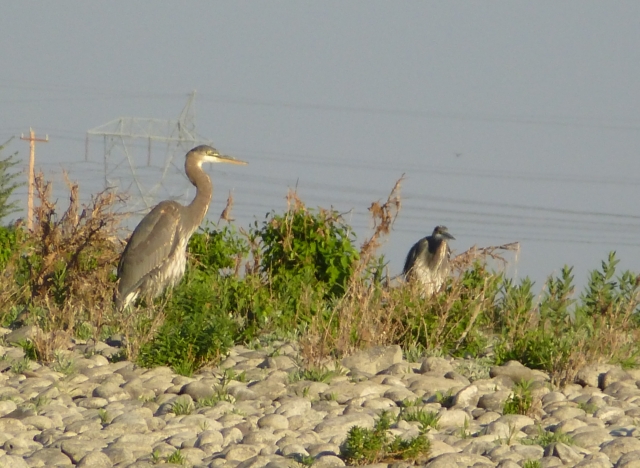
[340,411,431,465]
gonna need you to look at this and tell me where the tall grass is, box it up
[0,172,639,386]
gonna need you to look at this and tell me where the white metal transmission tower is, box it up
[85,92,212,214]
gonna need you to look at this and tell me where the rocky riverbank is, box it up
[1,331,640,468]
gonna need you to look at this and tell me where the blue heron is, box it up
[403,225,455,295]
[114,145,247,310]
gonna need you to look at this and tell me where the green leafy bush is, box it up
[256,196,359,299]
[340,411,430,465]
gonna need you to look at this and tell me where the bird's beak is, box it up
[444,232,455,240]
[211,153,248,165]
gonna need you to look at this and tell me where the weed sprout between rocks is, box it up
[1,172,640,385]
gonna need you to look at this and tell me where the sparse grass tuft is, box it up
[166,449,186,465]
[398,407,440,432]
[523,426,574,448]
[340,411,430,465]
[503,379,534,416]
[170,398,194,416]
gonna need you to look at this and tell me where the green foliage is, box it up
[401,261,501,356]
[188,223,249,277]
[398,407,440,432]
[0,141,24,222]
[523,426,574,448]
[503,379,534,415]
[494,254,640,384]
[577,402,598,414]
[166,449,186,465]
[137,275,239,373]
[170,397,194,415]
[256,202,359,298]
[340,412,430,465]
[0,225,23,269]
[289,364,341,383]
[522,461,542,468]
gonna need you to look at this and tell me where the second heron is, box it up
[403,225,455,296]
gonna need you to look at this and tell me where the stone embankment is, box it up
[0,328,639,467]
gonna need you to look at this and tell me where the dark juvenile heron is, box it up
[403,225,455,296]
[114,145,247,310]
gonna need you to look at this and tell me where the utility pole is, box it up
[20,128,48,231]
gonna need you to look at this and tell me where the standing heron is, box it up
[114,145,247,310]
[403,225,455,296]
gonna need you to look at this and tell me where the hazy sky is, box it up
[2,2,639,291]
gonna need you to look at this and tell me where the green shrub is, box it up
[256,198,359,299]
[0,142,24,222]
[340,412,430,465]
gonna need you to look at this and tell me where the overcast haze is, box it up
[1,2,639,290]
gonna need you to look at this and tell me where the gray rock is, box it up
[342,345,402,375]
[545,442,583,465]
[24,448,73,466]
[600,437,640,464]
[76,451,113,468]
[420,357,454,375]
[489,360,549,384]
[425,452,493,467]
[615,450,640,467]
[311,455,345,467]
[575,363,617,388]
[257,413,289,430]
[573,453,613,468]
[4,325,38,345]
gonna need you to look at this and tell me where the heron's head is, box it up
[432,225,455,241]
[187,145,247,166]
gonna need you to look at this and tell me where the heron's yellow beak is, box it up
[209,152,248,165]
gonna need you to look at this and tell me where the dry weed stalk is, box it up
[451,242,520,273]
[218,190,235,223]
[18,172,127,360]
[300,177,404,364]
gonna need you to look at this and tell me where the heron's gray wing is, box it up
[117,201,182,298]
[403,238,428,276]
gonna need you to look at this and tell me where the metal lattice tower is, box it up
[85,92,211,214]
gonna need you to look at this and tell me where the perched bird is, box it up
[403,225,455,296]
[115,145,247,310]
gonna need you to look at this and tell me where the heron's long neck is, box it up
[185,159,213,233]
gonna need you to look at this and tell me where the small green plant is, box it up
[496,422,521,446]
[523,426,574,448]
[51,352,76,376]
[399,408,440,432]
[289,364,341,383]
[24,395,50,414]
[324,392,338,401]
[289,453,315,466]
[166,449,186,464]
[196,391,235,407]
[74,322,94,341]
[11,357,31,374]
[458,417,471,439]
[220,368,246,383]
[170,398,194,416]
[577,402,598,415]
[522,460,542,468]
[98,408,109,424]
[400,397,423,408]
[503,379,534,415]
[434,389,455,408]
[340,411,430,465]
[0,140,24,222]
[15,339,38,361]
[151,449,161,464]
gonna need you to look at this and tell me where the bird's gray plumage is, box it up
[115,145,247,310]
[403,225,455,296]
